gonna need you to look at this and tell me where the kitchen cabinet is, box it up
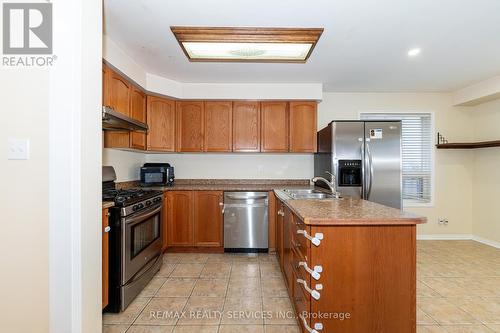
[102,208,110,309]
[166,191,193,246]
[275,200,285,268]
[261,102,289,152]
[166,191,223,248]
[289,101,317,152]
[275,196,417,333]
[193,191,223,247]
[161,194,168,252]
[176,101,204,152]
[232,101,261,152]
[268,191,277,253]
[204,101,232,152]
[130,86,147,150]
[147,96,176,152]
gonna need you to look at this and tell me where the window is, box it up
[360,112,433,205]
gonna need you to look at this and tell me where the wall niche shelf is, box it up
[436,140,500,149]
[435,132,500,149]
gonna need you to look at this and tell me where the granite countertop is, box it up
[274,190,426,226]
[120,179,311,192]
[102,201,114,209]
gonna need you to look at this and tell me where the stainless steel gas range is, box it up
[102,166,163,312]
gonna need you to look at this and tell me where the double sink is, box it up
[281,188,341,200]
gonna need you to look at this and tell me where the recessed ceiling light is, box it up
[407,48,421,57]
[170,27,323,63]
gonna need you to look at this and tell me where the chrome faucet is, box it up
[312,171,340,198]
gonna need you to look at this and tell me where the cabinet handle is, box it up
[298,261,321,280]
[297,230,323,246]
[219,202,225,214]
[104,226,111,233]
[299,314,322,333]
[297,278,321,300]
[277,209,284,216]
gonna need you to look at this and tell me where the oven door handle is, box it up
[124,204,162,226]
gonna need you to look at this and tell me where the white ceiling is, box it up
[104,0,500,92]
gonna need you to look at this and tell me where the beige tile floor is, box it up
[103,240,500,333]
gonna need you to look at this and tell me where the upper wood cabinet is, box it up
[233,101,261,152]
[108,68,131,116]
[289,101,317,153]
[261,102,289,152]
[102,63,110,106]
[166,191,193,247]
[193,191,223,247]
[130,86,147,150]
[147,96,176,152]
[204,101,232,152]
[176,101,204,152]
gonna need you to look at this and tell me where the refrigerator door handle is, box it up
[365,141,374,199]
[360,141,365,199]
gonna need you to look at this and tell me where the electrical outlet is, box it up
[438,218,449,225]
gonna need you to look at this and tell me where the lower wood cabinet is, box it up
[275,197,417,333]
[102,208,109,309]
[165,191,223,248]
[166,191,194,247]
[193,191,223,246]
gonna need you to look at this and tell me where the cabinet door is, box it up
[193,191,223,247]
[283,206,294,293]
[129,86,146,150]
[204,101,232,152]
[289,101,317,152]
[276,201,284,269]
[261,102,289,152]
[102,208,109,309]
[103,67,131,148]
[232,101,260,152]
[166,191,193,246]
[147,96,176,152]
[161,193,168,252]
[102,63,110,107]
[177,101,204,152]
[108,68,131,116]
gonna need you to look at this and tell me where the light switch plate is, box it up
[8,138,30,160]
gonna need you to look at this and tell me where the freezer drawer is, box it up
[223,192,268,252]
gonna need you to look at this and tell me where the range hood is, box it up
[102,106,148,132]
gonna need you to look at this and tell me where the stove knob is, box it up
[138,203,144,209]
[132,205,139,211]
[146,200,152,206]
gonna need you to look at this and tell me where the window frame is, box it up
[359,110,435,208]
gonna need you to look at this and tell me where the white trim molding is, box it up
[417,234,500,249]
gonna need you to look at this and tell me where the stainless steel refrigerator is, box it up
[314,120,402,209]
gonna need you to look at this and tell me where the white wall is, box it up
[472,98,500,244]
[319,93,475,237]
[103,148,145,181]
[0,69,50,333]
[145,153,313,179]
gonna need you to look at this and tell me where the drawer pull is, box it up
[298,261,321,280]
[299,314,321,333]
[297,230,323,246]
[104,226,111,233]
[277,209,284,216]
[297,278,321,300]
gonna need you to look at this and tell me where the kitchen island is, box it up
[273,190,426,333]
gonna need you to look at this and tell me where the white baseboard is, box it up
[417,234,500,249]
[471,235,500,249]
[417,234,473,240]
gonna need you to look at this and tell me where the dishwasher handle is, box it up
[225,194,268,200]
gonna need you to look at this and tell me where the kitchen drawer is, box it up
[291,247,310,286]
[292,268,311,332]
[290,217,310,261]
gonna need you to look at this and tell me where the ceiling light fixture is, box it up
[407,48,421,57]
[170,27,324,63]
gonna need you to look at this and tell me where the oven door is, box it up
[121,203,163,283]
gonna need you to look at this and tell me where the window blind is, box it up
[360,113,433,204]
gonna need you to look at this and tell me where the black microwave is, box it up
[140,163,175,186]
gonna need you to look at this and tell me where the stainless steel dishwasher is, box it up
[223,192,269,252]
